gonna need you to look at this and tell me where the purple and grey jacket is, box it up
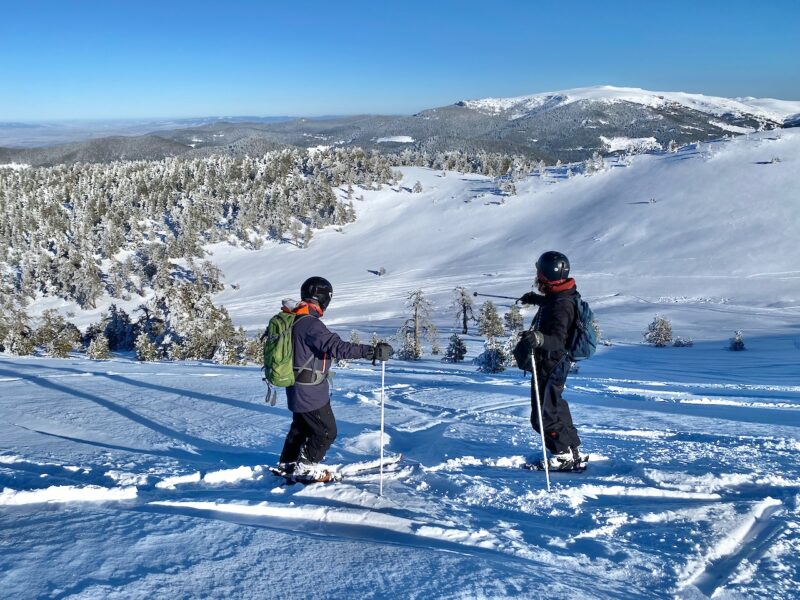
[286,303,372,413]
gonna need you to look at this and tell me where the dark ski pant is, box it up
[280,402,337,464]
[530,373,581,455]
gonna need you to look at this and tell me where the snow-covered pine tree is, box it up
[475,301,506,372]
[504,304,524,335]
[477,301,504,345]
[644,315,673,347]
[0,305,33,356]
[135,331,158,361]
[412,181,423,193]
[729,330,745,351]
[87,334,111,359]
[34,309,81,358]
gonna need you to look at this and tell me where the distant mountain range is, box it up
[3,86,799,167]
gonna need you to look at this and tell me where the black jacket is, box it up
[527,286,579,380]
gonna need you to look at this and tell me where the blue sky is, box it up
[2,0,798,120]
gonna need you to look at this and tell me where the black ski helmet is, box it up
[301,276,333,310]
[536,251,570,282]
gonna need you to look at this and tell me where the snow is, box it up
[599,135,662,153]
[375,136,415,143]
[709,119,755,134]
[0,162,30,170]
[2,130,800,597]
[461,84,800,121]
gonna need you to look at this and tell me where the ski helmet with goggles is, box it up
[536,251,570,282]
[301,276,333,310]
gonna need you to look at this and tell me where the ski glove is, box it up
[521,330,544,349]
[374,342,393,362]
[519,292,544,306]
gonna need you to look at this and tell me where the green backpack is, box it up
[262,312,305,387]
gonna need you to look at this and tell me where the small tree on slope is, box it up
[452,286,476,335]
[396,289,438,360]
[644,315,673,347]
[442,333,467,363]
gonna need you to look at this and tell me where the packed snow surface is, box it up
[3,130,800,598]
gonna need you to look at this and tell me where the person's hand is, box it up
[521,330,544,349]
[374,342,393,362]
[518,292,542,305]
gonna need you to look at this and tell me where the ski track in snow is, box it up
[2,347,799,598]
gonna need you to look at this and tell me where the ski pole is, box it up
[531,351,551,492]
[473,292,520,302]
[380,360,386,497]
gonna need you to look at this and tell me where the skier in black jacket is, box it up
[278,276,392,481]
[518,251,582,470]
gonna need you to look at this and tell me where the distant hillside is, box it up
[2,86,798,167]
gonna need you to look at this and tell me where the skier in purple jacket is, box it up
[279,276,393,481]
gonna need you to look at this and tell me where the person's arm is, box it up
[519,292,544,306]
[523,300,575,352]
[306,319,373,360]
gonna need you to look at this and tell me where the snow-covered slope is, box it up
[461,85,800,122]
[3,130,799,600]
[203,129,800,343]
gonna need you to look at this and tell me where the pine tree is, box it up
[644,315,673,347]
[349,330,361,345]
[475,341,506,373]
[452,287,476,335]
[504,304,524,335]
[477,301,504,346]
[442,333,467,363]
[729,331,745,351]
[412,181,423,193]
[396,289,437,360]
[87,334,111,359]
[135,331,158,361]
[34,309,80,358]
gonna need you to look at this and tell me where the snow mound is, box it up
[0,485,137,505]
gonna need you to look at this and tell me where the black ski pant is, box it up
[280,402,337,464]
[530,372,581,455]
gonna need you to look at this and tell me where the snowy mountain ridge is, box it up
[460,85,800,122]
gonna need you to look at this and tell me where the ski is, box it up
[267,465,343,484]
[523,455,589,473]
[336,453,403,477]
[268,453,403,485]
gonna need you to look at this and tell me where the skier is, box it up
[517,251,583,471]
[278,276,393,482]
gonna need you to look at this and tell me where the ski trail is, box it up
[138,498,655,597]
[678,497,784,596]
